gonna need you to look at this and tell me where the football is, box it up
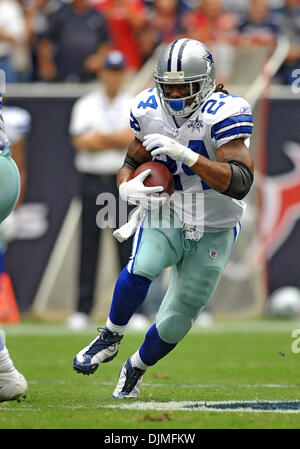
[134,161,174,195]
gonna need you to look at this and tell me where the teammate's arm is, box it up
[117,136,151,187]
[190,138,254,199]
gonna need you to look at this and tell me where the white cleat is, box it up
[112,357,145,399]
[0,349,27,403]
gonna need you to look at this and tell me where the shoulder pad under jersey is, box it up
[201,92,253,147]
[129,88,163,141]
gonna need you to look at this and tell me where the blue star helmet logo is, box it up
[204,52,214,64]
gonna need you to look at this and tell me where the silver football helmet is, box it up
[154,39,216,117]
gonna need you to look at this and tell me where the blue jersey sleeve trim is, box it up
[130,111,141,132]
[214,125,253,141]
[211,114,253,139]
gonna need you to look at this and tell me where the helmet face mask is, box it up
[154,39,216,117]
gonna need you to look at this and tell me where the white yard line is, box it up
[103,400,300,413]
[2,400,299,414]
[27,379,300,389]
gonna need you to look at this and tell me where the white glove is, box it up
[119,168,167,209]
[144,133,199,167]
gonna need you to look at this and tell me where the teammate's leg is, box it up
[0,136,27,402]
[0,332,27,402]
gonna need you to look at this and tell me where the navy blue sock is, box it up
[139,324,177,366]
[109,267,151,326]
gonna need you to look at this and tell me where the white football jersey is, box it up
[130,87,253,232]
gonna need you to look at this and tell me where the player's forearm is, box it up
[191,139,254,198]
[191,156,232,193]
[117,137,151,187]
[191,156,254,200]
[117,166,134,187]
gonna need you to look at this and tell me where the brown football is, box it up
[134,161,174,195]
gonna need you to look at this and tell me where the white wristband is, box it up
[184,148,199,167]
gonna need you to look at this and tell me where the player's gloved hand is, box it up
[144,133,199,167]
[119,169,167,210]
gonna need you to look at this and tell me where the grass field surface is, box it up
[0,319,300,431]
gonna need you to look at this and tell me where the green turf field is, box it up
[0,319,300,430]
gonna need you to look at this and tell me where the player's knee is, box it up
[180,266,222,310]
[156,313,192,343]
[156,267,222,343]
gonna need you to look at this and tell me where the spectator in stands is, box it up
[223,0,250,21]
[148,0,183,43]
[137,0,183,65]
[181,0,237,43]
[273,0,300,85]
[92,0,147,72]
[177,0,194,15]
[23,0,61,81]
[237,0,279,50]
[143,0,192,14]
[181,0,238,83]
[0,0,28,82]
[37,0,112,82]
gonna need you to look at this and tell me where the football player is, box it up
[0,92,27,403]
[73,38,254,399]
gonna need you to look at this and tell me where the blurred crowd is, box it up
[0,0,299,85]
